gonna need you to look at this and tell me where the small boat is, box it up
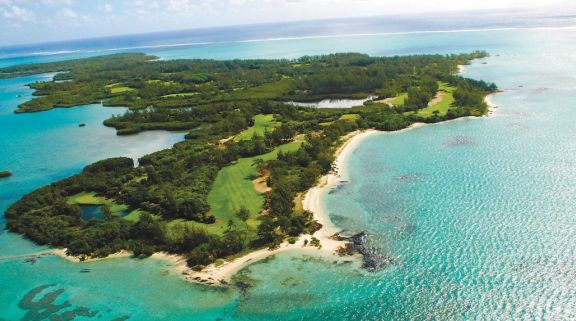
[80,268,91,273]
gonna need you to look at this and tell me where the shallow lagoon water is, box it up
[287,96,376,109]
[1,24,576,320]
[0,74,185,215]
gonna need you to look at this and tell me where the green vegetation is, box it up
[0,51,494,117]
[411,82,455,117]
[162,93,199,98]
[235,114,280,141]
[208,138,303,231]
[105,83,135,94]
[385,93,408,107]
[3,52,496,267]
[110,86,135,94]
[67,192,139,217]
[339,114,360,121]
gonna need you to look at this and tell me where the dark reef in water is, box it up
[348,232,394,271]
[18,284,130,321]
[0,171,12,178]
[443,135,475,147]
[19,284,98,321]
[234,280,253,296]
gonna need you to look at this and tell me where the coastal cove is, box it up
[1,22,576,320]
[3,51,495,283]
[180,90,496,286]
[48,129,381,285]
[33,91,497,286]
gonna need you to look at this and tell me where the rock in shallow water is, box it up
[349,231,394,272]
[0,171,12,178]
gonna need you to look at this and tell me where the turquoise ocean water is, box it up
[1,18,576,320]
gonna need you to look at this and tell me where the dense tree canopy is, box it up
[3,51,496,267]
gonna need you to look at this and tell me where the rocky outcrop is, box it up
[348,231,394,271]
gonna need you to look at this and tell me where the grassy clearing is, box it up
[235,114,279,141]
[319,113,360,127]
[414,82,455,117]
[122,210,143,222]
[105,83,135,94]
[230,78,295,100]
[293,193,305,215]
[146,80,177,85]
[339,113,360,121]
[161,92,199,98]
[111,87,135,94]
[68,192,126,212]
[387,93,407,107]
[68,192,142,219]
[207,138,304,232]
[166,218,227,235]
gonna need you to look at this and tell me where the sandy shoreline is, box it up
[172,129,380,285]
[49,130,377,286]
[52,249,133,263]
[484,92,499,115]
[48,90,499,286]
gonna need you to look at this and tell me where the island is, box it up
[2,52,496,283]
[0,171,12,178]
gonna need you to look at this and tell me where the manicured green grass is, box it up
[105,83,135,94]
[68,192,125,212]
[161,93,199,98]
[68,192,140,219]
[146,80,177,85]
[235,114,279,141]
[166,219,226,235]
[339,113,360,121]
[112,86,135,94]
[415,82,455,117]
[207,138,304,232]
[111,87,134,94]
[104,82,136,94]
[387,93,407,107]
[318,113,359,127]
[122,210,143,222]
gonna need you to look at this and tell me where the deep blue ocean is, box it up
[1,12,575,320]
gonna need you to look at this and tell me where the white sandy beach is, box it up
[52,249,133,262]
[172,129,380,285]
[45,131,376,286]
[484,93,499,115]
[48,90,499,286]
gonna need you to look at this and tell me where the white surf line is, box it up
[6,24,576,60]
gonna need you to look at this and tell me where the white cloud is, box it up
[131,0,160,17]
[99,3,113,12]
[1,0,575,46]
[167,0,191,12]
[58,7,78,18]
[2,5,34,22]
[40,0,74,6]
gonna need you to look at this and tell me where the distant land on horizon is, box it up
[1,9,575,57]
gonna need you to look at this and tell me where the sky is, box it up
[0,0,574,46]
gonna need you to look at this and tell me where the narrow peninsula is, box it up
[2,52,497,284]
